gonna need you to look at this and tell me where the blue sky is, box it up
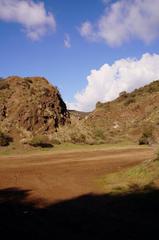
[0,0,159,111]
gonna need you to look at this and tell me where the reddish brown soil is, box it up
[0,147,154,205]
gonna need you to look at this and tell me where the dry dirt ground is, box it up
[0,146,154,205]
[1,146,159,240]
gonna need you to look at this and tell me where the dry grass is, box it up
[52,116,95,144]
[86,80,159,144]
[99,158,159,194]
[0,140,144,157]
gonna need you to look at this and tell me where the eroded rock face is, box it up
[0,76,70,137]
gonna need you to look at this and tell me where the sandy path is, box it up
[0,147,154,205]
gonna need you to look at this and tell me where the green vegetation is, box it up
[154,147,159,161]
[96,101,104,108]
[0,142,142,157]
[52,116,94,144]
[70,132,86,144]
[93,128,105,139]
[139,125,154,145]
[124,96,136,106]
[99,158,159,194]
[0,131,12,146]
[92,128,106,144]
[0,80,9,90]
[29,135,53,148]
[119,91,128,97]
[139,133,150,145]
[51,139,61,145]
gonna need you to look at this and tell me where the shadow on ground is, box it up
[0,186,159,239]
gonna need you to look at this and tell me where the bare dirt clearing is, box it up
[0,146,154,205]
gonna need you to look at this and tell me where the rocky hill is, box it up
[85,80,159,144]
[0,76,70,140]
[1,77,159,146]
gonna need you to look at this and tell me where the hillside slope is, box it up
[85,80,159,143]
[0,76,70,139]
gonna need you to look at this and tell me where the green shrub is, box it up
[70,132,86,144]
[51,139,61,145]
[138,127,153,145]
[119,91,128,98]
[0,81,9,90]
[29,135,53,148]
[147,84,159,93]
[139,133,150,145]
[155,149,159,161]
[96,101,103,108]
[0,131,12,146]
[93,128,105,140]
[124,97,136,106]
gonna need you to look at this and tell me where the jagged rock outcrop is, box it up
[0,76,70,138]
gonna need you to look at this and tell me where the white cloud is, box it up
[68,53,159,111]
[0,0,56,40]
[79,0,159,46]
[79,21,96,41]
[64,33,71,48]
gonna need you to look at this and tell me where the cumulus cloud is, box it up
[64,33,71,48]
[68,53,159,111]
[0,0,56,40]
[79,0,159,46]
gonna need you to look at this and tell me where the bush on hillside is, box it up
[0,131,12,146]
[138,127,153,145]
[51,139,61,145]
[0,81,9,90]
[70,132,86,144]
[93,128,105,140]
[119,91,128,98]
[29,135,53,148]
[155,148,159,161]
[138,133,150,145]
[96,101,103,108]
[124,97,136,106]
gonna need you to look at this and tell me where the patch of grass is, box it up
[99,160,159,194]
[49,142,148,156]
[0,142,144,157]
[0,149,11,156]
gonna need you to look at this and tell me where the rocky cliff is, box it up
[0,76,70,139]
